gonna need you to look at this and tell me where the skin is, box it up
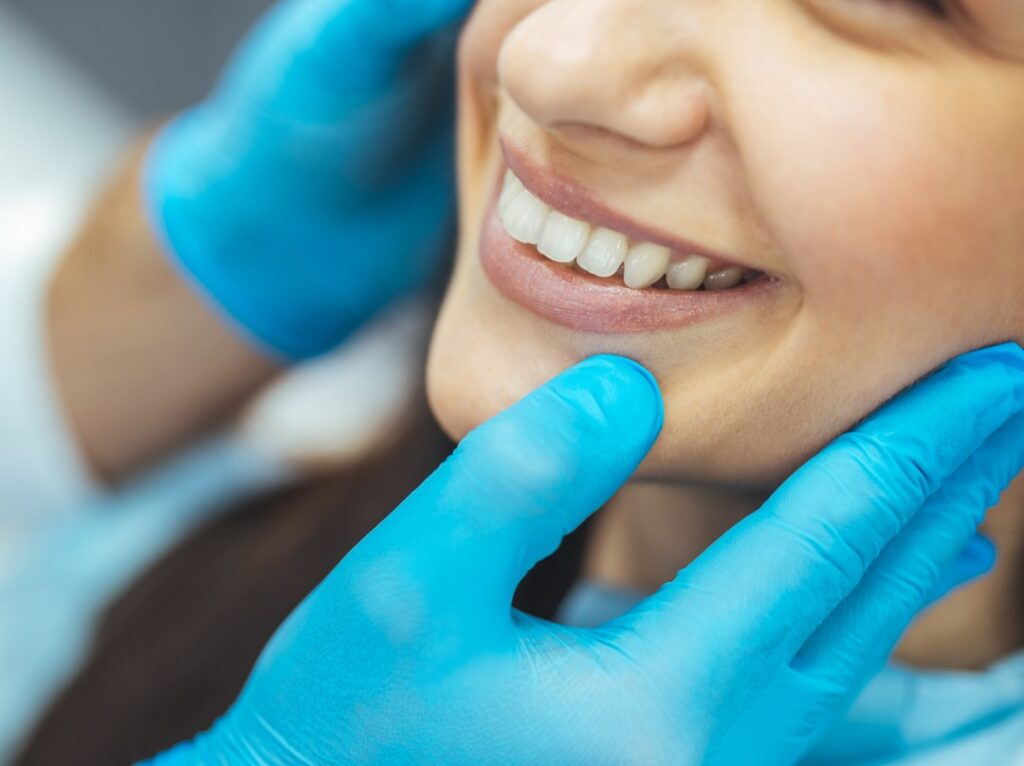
[48,142,279,484]
[429,0,1024,486]
[425,0,1024,667]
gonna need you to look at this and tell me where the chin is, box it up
[426,271,828,494]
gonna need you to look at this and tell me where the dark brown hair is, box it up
[15,395,588,765]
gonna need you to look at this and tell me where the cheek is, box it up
[735,62,1024,347]
[426,264,578,443]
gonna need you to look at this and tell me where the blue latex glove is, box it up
[145,0,472,359]
[144,345,1024,766]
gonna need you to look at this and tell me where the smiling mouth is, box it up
[478,146,782,334]
[498,169,765,291]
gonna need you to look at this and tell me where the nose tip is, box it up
[497,1,710,150]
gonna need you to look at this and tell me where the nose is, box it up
[498,0,710,149]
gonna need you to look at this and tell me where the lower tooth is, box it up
[578,228,628,278]
[704,266,745,291]
[666,255,709,290]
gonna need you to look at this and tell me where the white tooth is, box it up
[704,266,745,291]
[623,243,671,289]
[665,255,710,290]
[537,211,591,264]
[498,171,525,217]
[578,228,629,278]
[501,188,550,245]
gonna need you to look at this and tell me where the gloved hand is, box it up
[144,345,1024,766]
[145,0,472,359]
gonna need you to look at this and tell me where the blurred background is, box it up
[1,0,284,224]
[3,0,272,117]
[0,5,431,761]
[1,0,273,264]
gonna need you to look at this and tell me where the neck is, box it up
[583,473,1024,671]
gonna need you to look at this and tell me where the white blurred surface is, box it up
[0,6,137,526]
[240,298,431,467]
[0,6,135,202]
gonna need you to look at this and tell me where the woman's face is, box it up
[427,0,1024,489]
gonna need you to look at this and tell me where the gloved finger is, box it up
[618,343,1024,671]
[792,410,1024,687]
[241,105,458,358]
[312,46,458,197]
[700,531,999,766]
[224,0,471,102]
[325,0,475,51]
[927,534,997,605]
[357,355,662,622]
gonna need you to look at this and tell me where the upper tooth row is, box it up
[497,171,746,291]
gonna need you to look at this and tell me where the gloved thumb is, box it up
[361,355,663,620]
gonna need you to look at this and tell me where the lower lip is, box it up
[478,181,781,334]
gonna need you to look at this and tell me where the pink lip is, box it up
[479,148,782,334]
[500,138,759,272]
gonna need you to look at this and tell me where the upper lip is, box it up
[500,137,762,274]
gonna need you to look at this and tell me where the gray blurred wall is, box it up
[2,0,274,118]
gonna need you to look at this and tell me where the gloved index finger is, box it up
[343,355,663,626]
[621,342,1024,670]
